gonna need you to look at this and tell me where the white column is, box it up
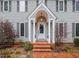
[29,20,31,42]
[33,20,35,43]
[48,20,50,43]
[53,20,55,43]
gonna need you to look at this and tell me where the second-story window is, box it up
[58,0,64,11]
[76,0,79,11]
[4,1,8,11]
[0,0,11,12]
[72,0,79,12]
[56,0,67,12]
[59,1,63,11]
[19,1,25,12]
[17,1,28,12]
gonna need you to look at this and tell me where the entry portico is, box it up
[28,3,56,43]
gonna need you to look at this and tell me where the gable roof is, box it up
[28,3,56,20]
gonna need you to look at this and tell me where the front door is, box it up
[38,22,45,39]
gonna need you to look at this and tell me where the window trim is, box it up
[74,23,79,37]
[19,23,25,37]
[3,1,9,12]
[58,0,65,12]
[17,0,28,12]
[75,0,79,12]
[19,1,25,12]
[57,22,67,38]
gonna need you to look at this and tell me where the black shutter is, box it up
[45,0,47,6]
[55,23,58,42]
[25,1,28,12]
[17,23,19,37]
[56,0,58,12]
[1,1,3,12]
[36,0,39,6]
[72,0,75,12]
[9,0,11,12]
[72,23,75,37]
[64,0,67,12]
[64,23,67,38]
[17,1,19,12]
[25,23,28,37]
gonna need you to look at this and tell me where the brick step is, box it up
[32,42,50,45]
[32,49,52,52]
[33,45,51,49]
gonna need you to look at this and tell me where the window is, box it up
[40,24,44,33]
[4,1,8,11]
[0,1,11,12]
[73,0,79,11]
[21,23,24,36]
[56,0,67,12]
[55,23,67,38]
[72,23,79,37]
[17,1,28,12]
[59,1,63,11]
[19,1,25,12]
[76,0,79,11]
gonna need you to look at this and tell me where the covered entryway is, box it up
[35,10,48,41]
[28,3,56,43]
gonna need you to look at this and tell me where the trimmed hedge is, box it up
[74,38,79,47]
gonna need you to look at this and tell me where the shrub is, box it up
[0,20,15,48]
[0,48,13,57]
[23,42,32,51]
[74,38,79,47]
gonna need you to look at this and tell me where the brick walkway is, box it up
[32,53,79,58]
[32,42,79,58]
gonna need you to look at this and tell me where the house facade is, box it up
[0,0,79,43]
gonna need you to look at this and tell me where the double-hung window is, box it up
[4,1,8,11]
[56,23,67,38]
[72,23,79,37]
[59,0,64,11]
[0,0,11,12]
[76,0,79,11]
[59,1,64,11]
[56,0,67,12]
[17,0,28,12]
[73,0,79,12]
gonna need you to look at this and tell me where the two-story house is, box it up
[0,0,79,44]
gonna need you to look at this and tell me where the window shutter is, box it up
[1,1,3,12]
[59,23,63,37]
[9,0,11,12]
[25,1,28,12]
[17,23,19,37]
[25,23,28,37]
[36,0,39,6]
[45,0,47,6]
[56,0,58,12]
[17,1,19,12]
[72,23,75,37]
[64,23,67,38]
[72,0,75,12]
[64,0,67,12]
[55,23,58,37]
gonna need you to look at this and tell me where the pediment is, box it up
[28,3,56,20]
